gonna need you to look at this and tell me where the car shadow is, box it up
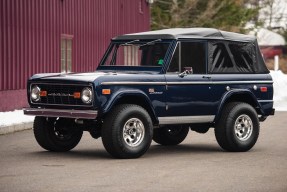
[27,149,111,160]
[27,143,222,160]
[147,143,222,156]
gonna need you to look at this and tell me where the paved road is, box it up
[1,112,287,192]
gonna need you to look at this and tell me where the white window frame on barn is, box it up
[61,34,73,73]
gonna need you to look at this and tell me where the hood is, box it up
[30,72,118,82]
[29,70,158,83]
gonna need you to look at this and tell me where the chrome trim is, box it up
[212,81,273,84]
[101,82,166,85]
[23,108,98,119]
[179,41,182,72]
[167,81,273,85]
[101,81,273,86]
[167,81,209,85]
[258,100,274,102]
[30,82,93,86]
[158,115,215,125]
[28,103,93,107]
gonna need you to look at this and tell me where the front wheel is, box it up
[101,104,153,159]
[153,126,189,146]
[33,117,83,152]
[215,102,259,152]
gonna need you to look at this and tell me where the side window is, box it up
[140,43,169,66]
[209,41,254,73]
[167,42,206,74]
[181,42,206,74]
[61,35,73,73]
[228,42,254,72]
[209,43,233,73]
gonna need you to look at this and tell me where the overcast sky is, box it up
[259,0,287,29]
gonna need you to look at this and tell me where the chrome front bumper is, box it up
[23,108,98,119]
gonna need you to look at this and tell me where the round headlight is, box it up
[31,85,41,102]
[81,87,93,104]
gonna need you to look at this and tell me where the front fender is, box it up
[100,89,158,122]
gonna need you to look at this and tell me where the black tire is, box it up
[153,125,189,146]
[190,124,210,134]
[215,102,259,152]
[101,104,153,159]
[33,116,83,152]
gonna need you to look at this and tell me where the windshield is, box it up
[100,40,171,69]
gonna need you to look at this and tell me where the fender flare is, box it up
[101,89,158,123]
[214,89,263,123]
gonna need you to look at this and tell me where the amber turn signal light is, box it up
[102,89,111,95]
[73,92,81,98]
[40,91,47,97]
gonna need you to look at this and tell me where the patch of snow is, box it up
[270,70,287,111]
[0,110,34,127]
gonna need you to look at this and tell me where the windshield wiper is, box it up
[139,39,162,47]
[119,39,140,46]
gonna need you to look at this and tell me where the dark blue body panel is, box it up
[94,73,166,116]
[164,74,213,116]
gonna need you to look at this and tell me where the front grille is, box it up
[30,83,93,107]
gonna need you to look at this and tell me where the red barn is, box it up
[0,0,151,112]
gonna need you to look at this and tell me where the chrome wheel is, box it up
[215,102,259,152]
[234,114,253,141]
[123,118,145,147]
[102,104,153,158]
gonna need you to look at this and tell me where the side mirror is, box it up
[178,68,193,78]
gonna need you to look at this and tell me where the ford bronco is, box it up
[24,28,275,158]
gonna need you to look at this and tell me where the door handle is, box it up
[202,75,211,79]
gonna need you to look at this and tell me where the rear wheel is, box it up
[33,117,83,152]
[101,104,153,159]
[215,102,259,152]
[153,126,189,146]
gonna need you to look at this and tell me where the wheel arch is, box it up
[102,90,158,125]
[214,89,263,124]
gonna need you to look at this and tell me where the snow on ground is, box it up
[0,110,34,127]
[270,70,287,111]
[0,71,286,127]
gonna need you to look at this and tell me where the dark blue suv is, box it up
[24,28,275,158]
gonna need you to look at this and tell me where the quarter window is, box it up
[228,42,254,72]
[209,43,233,73]
[208,41,255,73]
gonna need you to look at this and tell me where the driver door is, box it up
[162,41,214,124]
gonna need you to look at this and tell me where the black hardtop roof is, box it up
[114,28,256,42]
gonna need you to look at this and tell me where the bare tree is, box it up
[259,0,287,29]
